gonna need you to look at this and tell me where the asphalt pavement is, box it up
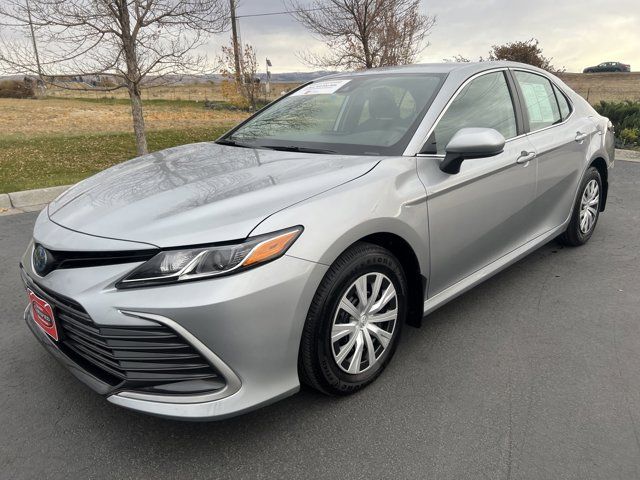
[2,161,640,480]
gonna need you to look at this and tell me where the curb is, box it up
[0,185,71,216]
[616,148,640,163]
[0,193,11,210]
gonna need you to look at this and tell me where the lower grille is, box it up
[22,271,225,395]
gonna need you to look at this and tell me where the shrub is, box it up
[220,79,251,110]
[619,128,639,146]
[594,101,640,147]
[0,79,36,99]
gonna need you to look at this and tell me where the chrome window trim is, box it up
[410,66,577,158]
[408,67,517,156]
[113,310,242,404]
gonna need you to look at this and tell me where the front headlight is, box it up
[117,226,303,288]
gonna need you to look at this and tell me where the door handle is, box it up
[516,151,536,165]
[575,131,589,142]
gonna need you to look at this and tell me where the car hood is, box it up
[48,142,379,247]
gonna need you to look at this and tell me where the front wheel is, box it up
[558,166,602,246]
[299,242,407,395]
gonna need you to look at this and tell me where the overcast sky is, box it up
[1,0,637,75]
[205,0,639,73]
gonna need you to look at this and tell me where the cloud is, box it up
[3,0,638,74]
[418,0,640,71]
[206,0,640,72]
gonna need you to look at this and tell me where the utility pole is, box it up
[25,0,45,94]
[229,0,242,86]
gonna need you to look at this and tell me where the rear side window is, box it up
[553,85,572,120]
[430,71,517,154]
[514,71,562,131]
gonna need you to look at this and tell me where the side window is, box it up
[514,71,562,131]
[432,72,517,154]
[553,85,572,120]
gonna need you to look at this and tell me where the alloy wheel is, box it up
[579,179,600,234]
[330,272,398,374]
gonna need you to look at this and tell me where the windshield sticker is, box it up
[292,79,351,96]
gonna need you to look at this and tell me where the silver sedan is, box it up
[20,61,615,419]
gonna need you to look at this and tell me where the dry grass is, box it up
[48,82,221,101]
[0,97,248,137]
[0,91,256,192]
[559,72,640,104]
[45,81,301,102]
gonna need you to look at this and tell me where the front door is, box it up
[416,70,538,296]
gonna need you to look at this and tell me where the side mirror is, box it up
[440,128,506,174]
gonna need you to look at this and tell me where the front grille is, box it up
[34,244,159,275]
[22,271,225,395]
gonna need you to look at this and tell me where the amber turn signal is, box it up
[243,228,302,266]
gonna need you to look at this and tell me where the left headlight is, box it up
[117,226,303,288]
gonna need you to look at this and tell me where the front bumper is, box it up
[21,235,327,420]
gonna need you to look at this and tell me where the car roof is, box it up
[317,61,548,80]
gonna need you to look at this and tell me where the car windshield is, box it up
[220,73,446,156]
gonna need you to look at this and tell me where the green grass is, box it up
[0,126,232,194]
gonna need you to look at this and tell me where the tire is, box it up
[558,166,602,246]
[299,242,407,395]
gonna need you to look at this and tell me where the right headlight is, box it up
[117,226,303,288]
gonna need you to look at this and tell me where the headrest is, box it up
[369,87,400,120]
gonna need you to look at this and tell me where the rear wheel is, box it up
[558,167,602,246]
[299,242,407,395]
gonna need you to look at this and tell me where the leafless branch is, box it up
[0,0,230,154]
[286,0,435,70]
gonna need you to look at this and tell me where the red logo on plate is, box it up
[27,288,58,341]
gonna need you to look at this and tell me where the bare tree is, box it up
[219,41,260,109]
[0,0,229,155]
[286,0,435,70]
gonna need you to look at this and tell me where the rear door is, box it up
[512,70,595,234]
[417,70,538,296]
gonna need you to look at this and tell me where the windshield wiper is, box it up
[259,145,337,154]
[215,138,256,149]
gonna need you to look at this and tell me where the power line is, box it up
[236,7,324,19]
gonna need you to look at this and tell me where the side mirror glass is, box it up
[440,128,506,174]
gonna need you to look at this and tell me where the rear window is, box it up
[553,85,572,121]
[514,71,562,132]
